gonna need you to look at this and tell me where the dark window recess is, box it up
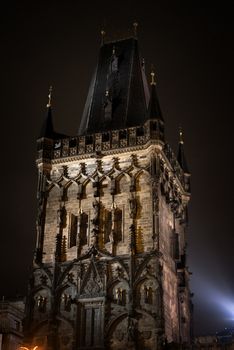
[80,212,88,245]
[115,209,122,241]
[85,135,93,145]
[69,214,77,248]
[119,130,127,139]
[69,138,77,148]
[136,127,144,136]
[102,133,110,142]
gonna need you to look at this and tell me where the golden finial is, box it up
[150,66,156,86]
[133,21,138,37]
[101,29,106,45]
[46,86,52,108]
[179,127,184,144]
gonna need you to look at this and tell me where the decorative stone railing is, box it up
[52,120,162,159]
[37,119,189,191]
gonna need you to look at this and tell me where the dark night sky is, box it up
[0,0,234,336]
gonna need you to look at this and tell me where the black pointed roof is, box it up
[39,106,54,138]
[78,37,150,135]
[39,106,65,139]
[177,139,189,174]
[147,83,164,122]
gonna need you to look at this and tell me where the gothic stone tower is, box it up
[24,37,192,350]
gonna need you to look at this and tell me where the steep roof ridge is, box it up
[125,38,136,126]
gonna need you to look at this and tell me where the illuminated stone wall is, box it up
[24,128,191,350]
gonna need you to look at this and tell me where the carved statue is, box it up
[109,230,114,244]
[90,233,98,247]
[129,194,137,219]
[92,199,100,225]
[57,206,63,227]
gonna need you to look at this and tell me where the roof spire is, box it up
[133,21,138,38]
[39,86,54,139]
[46,86,52,108]
[147,66,164,122]
[150,66,156,86]
[101,29,106,45]
[179,127,184,144]
[177,128,189,174]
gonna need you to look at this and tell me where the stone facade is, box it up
[0,299,24,350]
[24,37,192,350]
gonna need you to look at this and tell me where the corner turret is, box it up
[147,69,165,141]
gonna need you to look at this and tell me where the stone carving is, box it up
[55,233,62,262]
[115,265,124,279]
[93,200,99,221]
[130,154,138,166]
[129,224,136,253]
[57,205,66,228]
[91,199,100,247]
[67,272,74,284]
[84,277,100,295]
[82,269,102,297]
[129,194,137,219]
[79,162,87,175]
[40,274,48,285]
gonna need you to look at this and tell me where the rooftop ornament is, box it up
[179,127,184,144]
[150,68,156,86]
[133,21,138,37]
[46,86,53,108]
[101,29,106,45]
